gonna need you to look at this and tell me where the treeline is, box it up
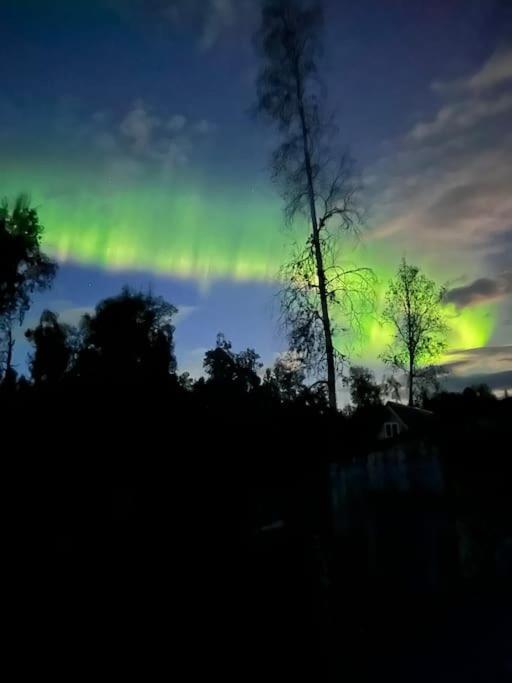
[3,281,510,476]
[0,195,327,418]
[12,286,329,414]
[1,195,510,419]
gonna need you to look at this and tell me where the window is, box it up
[385,422,399,438]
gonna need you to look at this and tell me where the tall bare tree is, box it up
[381,259,449,407]
[255,0,372,410]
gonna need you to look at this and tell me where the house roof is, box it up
[386,402,434,433]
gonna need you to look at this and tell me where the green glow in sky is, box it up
[41,186,286,282]
[445,303,495,352]
[0,170,497,357]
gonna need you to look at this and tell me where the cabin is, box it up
[376,401,434,440]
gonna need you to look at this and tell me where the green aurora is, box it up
[1,170,496,359]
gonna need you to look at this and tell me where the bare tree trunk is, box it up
[296,79,337,411]
[6,325,14,376]
[1,323,15,387]
[408,357,414,407]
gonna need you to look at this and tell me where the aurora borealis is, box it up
[1,0,510,391]
[3,169,495,362]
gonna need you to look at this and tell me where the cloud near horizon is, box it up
[440,345,512,393]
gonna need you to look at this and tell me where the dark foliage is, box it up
[0,195,56,379]
[343,365,382,409]
[25,310,76,385]
[0,195,57,319]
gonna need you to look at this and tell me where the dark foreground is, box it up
[7,392,512,680]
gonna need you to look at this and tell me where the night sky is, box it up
[1,0,511,393]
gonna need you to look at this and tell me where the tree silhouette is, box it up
[77,288,177,384]
[235,348,264,393]
[255,0,373,410]
[381,374,402,403]
[0,195,56,379]
[203,333,262,393]
[25,310,76,385]
[178,372,194,392]
[343,366,382,409]
[263,351,307,403]
[381,259,449,406]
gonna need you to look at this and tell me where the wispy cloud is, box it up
[167,114,187,133]
[367,40,512,385]
[119,102,160,153]
[446,271,512,308]
[174,305,198,326]
[199,0,237,51]
[442,345,512,376]
[443,370,512,392]
[440,345,512,394]
[409,93,512,142]
[433,46,512,93]
[194,119,217,135]
[79,100,220,182]
[110,0,253,51]
[371,42,512,273]
[157,0,238,50]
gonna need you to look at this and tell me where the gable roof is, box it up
[386,402,434,433]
